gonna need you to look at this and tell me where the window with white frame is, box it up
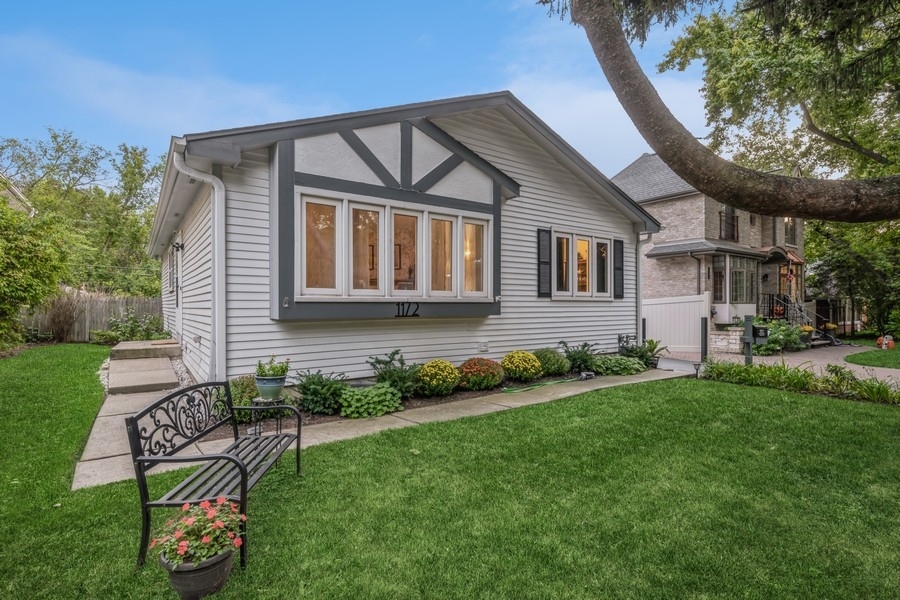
[297,192,490,300]
[551,231,611,298]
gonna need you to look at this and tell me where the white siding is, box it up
[221,113,641,380]
[160,251,176,336]
[179,191,213,382]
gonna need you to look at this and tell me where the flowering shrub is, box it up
[501,350,542,382]
[150,498,246,567]
[458,357,504,391]
[416,359,461,396]
[533,348,571,376]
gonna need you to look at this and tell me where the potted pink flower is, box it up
[151,498,246,599]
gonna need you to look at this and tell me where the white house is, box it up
[147,91,659,382]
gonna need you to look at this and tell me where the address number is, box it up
[395,302,420,317]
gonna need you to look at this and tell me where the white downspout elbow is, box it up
[172,150,227,382]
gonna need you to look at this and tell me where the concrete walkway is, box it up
[72,364,690,490]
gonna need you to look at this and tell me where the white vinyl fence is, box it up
[642,292,711,354]
[21,296,162,343]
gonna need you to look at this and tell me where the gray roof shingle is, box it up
[611,153,697,203]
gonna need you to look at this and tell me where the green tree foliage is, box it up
[659,10,898,178]
[805,220,900,333]
[0,205,68,348]
[540,0,900,222]
[0,129,164,296]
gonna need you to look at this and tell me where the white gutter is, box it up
[636,232,653,342]
[172,150,227,381]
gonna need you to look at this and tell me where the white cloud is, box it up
[0,34,335,138]
[509,74,708,176]
[496,6,709,176]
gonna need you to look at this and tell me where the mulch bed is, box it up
[214,374,580,440]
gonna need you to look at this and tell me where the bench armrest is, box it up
[135,453,250,481]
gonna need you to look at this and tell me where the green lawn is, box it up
[846,348,900,369]
[1,344,899,599]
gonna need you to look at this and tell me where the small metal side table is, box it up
[250,396,284,436]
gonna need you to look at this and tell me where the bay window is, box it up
[430,217,455,294]
[463,221,485,294]
[297,191,490,300]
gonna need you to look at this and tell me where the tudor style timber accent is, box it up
[268,117,518,321]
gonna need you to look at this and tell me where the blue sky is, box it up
[1,0,708,177]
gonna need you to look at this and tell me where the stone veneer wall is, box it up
[710,327,743,354]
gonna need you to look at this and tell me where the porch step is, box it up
[107,357,179,394]
[809,339,832,348]
[110,340,181,360]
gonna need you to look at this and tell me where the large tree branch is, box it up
[798,101,891,165]
[569,0,900,222]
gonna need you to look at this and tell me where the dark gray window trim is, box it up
[613,239,625,299]
[537,228,552,298]
[271,141,503,321]
[294,173,494,215]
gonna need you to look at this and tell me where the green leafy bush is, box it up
[701,359,898,405]
[752,319,805,355]
[815,364,858,397]
[229,375,263,424]
[501,350,542,382]
[90,309,170,345]
[559,341,599,373]
[296,369,349,415]
[617,338,668,368]
[591,355,647,376]
[533,348,571,376]
[849,377,898,404]
[0,205,68,350]
[367,349,420,399]
[457,357,504,391]
[416,359,461,396]
[339,383,403,418]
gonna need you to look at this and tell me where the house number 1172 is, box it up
[395,302,420,317]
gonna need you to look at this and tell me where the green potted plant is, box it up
[255,355,290,400]
[151,498,246,599]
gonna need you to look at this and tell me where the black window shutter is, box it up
[613,239,624,299]
[537,229,551,298]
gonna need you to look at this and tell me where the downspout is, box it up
[689,252,702,295]
[636,232,653,342]
[172,150,227,382]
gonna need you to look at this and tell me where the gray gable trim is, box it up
[177,90,653,231]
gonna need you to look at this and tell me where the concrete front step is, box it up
[108,357,179,394]
[110,339,181,360]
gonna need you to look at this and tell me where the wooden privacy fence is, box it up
[21,296,162,343]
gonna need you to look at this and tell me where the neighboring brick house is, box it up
[612,153,805,327]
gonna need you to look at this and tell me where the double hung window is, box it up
[551,231,611,298]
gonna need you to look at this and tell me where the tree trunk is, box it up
[569,0,900,222]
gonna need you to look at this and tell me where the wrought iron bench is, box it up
[124,381,301,567]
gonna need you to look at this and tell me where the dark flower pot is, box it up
[160,551,234,600]
[255,375,286,400]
